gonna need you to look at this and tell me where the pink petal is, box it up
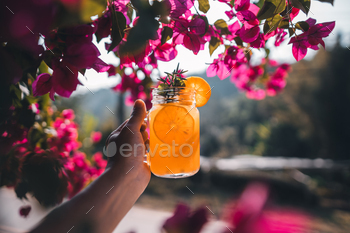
[239,25,260,43]
[189,17,206,35]
[154,43,178,61]
[290,8,300,21]
[234,0,250,11]
[291,39,308,61]
[52,61,80,98]
[206,62,218,77]
[248,3,260,15]
[305,18,317,27]
[183,34,201,55]
[64,43,100,70]
[225,10,235,20]
[90,58,110,72]
[217,60,230,80]
[32,73,52,96]
[250,34,265,48]
[236,10,259,26]
[308,21,335,38]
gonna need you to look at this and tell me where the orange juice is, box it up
[148,87,200,178]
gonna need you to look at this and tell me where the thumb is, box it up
[126,99,147,131]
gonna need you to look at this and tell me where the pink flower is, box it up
[164,0,194,19]
[62,109,75,120]
[64,43,100,70]
[51,61,81,100]
[246,89,266,100]
[89,58,110,73]
[207,54,230,80]
[163,203,208,233]
[32,60,80,101]
[173,17,207,55]
[234,0,250,12]
[289,19,335,61]
[225,10,235,20]
[32,73,52,97]
[91,131,102,143]
[274,28,287,46]
[226,21,241,41]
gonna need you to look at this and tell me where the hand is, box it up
[105,99,150,182]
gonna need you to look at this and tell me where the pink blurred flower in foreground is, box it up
[222,182,312,233]
[163,203,208,233]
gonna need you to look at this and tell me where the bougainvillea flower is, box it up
[234,0,250,12]
[164,0,194,19]
[94,11,112,41]
[274,28,287,46]
[61,24,96,46]
[222,182,312,233]
[90,58,111,73]
[173,17,207,54]
[163,203,208,233]
[32,73,53,97]
[224,46,247,67]
[236,10,259,26]
[63,43,100,70]
[207,54,230,80]
[289,20,335,61]
[266,64,291,96]
[62,109,75,120]
[154,43,178,61]
[226,21,241,41]
[246,89,266,100]
[250,34,265,48]
[225,10,235,20]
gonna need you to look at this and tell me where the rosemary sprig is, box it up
[158,63,188,88]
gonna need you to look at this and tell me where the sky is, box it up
[77,0,350,94]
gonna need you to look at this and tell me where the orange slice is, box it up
[153,105,194,144]
[184,76,212,107]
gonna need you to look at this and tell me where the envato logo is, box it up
[103,141,193,158]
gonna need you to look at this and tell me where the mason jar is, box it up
[147,87,200,178]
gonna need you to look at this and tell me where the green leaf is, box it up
[234,37,243,47]
[257,0,286,20]
[209,37,221,56]
[290,0,311,15]
[295,21,310,31]
[161,26,173,45]
[214,19,230,35]
[108,4,127,52]
[198,0,210,13]
[288,28,295,37]
[255,0,264,8]
[80,0,107,22]
[263,15,283,34]
[278,19,290,29]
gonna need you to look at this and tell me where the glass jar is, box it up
[147,87,200,178]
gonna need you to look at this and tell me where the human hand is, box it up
[104,99,150,181]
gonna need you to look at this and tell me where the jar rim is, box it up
[151,86,194,91]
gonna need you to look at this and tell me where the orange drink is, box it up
[148,76,212,178]
[149,87,200,178]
